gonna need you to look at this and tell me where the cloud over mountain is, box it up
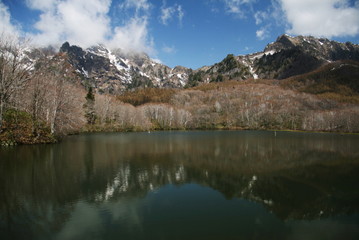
[252,0,359,40]
[26,0,111,48]
[279,0,359,38]
[21,0,155,53]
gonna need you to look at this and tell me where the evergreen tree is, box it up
[185,71,203,88]
[215,74,224,82]
[218,54,238,73]
[86,86,95,101]
[84,87,96,125]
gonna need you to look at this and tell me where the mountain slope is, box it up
[281,60,359,103]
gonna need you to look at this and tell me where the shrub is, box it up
[0,109,56,145]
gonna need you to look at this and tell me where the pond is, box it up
[0,131,359,240]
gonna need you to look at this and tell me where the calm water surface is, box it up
[0,131,359,240]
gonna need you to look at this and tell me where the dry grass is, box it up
[191,79,278,92]
[316,92,359,104]
[117,88,178,106]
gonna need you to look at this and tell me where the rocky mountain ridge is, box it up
[199,34,359,83]
[24,34,359,93]
[58,42,190,93]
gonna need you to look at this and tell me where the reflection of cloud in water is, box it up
[104,199,144,229]
[55,201,103,240]
[55,199,144,240]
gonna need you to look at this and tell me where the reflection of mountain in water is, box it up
[94,159,359,220]
[0,131,359,232]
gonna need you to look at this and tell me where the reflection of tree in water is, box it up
[0,131,359,239]
[0,145,74,239]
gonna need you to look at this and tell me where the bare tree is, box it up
[0,34,31,130]
[20,56,86,135]
[25,71,49,123]
[43,69,85,135]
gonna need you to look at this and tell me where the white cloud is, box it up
[160,6,175,25]
[21,0,155,54]
[109,16,155,54]
[110,0,154,54]
[253,0,284,40]
[162,45,176,54]
[254,11,268,25]
[0,2,21,37]
[26,0,111,47]
[177,5,184,27]
[223,0,256,18]
[159,2,184,26]
[119,0,151,15]
[256,27,270,40]
[152,58,162,64]
[57,0,111,47]
[25,0,57,10]
[253,0,284,26]
[279,0,359,38]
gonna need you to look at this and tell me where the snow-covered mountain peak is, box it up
[87,44,110,57]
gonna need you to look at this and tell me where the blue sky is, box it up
[1,0,359,69]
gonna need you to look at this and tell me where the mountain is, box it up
[255,34,359,79]
[196,34,359,84]
[22,34,359,93]
[59,42,190,93]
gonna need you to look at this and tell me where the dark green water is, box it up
[0,131,359,240]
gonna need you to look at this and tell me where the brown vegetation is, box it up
[117,88,177,106]
[281,60,359,104]
[0,109,55,145]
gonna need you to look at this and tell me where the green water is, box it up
[0,131,358,240]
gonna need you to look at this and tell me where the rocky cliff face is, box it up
[59,42,190,93]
